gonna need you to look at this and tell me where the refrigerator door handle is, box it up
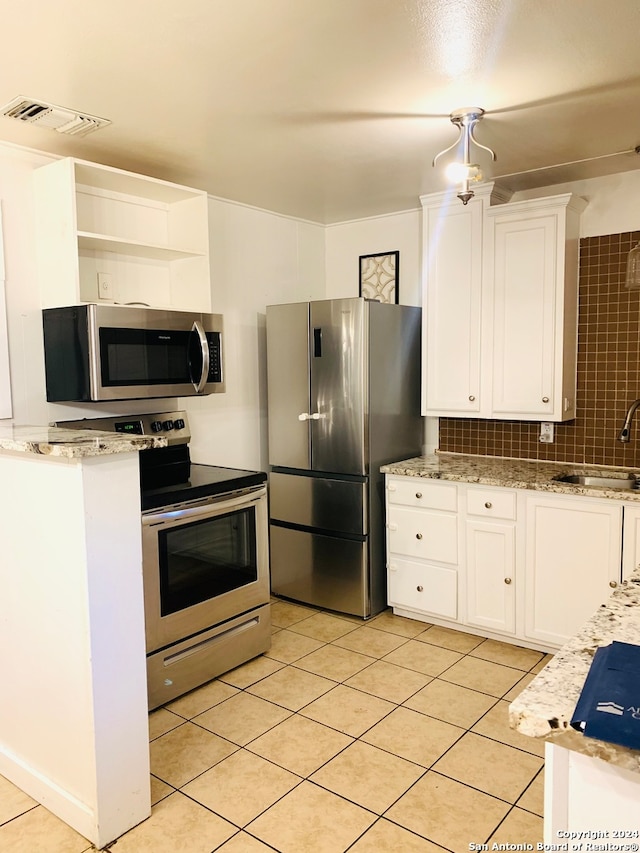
[313,327,322,357]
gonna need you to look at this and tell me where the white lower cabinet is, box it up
[524,494,622,647]
[621,503,640,580]
[386,474,628,652]
[388,558,457,620]
[386,478,459,621]
[465,486,517,635]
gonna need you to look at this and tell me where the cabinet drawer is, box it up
[387,477,457,511]
[466,487,516,520]
[388,506,458,564]
[388,557,457,619]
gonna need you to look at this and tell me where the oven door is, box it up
[142,486,269,653]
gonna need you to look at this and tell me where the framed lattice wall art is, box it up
[358,250,399,303]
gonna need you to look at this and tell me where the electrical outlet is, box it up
[539,422,554,443]
[97,272,114,300]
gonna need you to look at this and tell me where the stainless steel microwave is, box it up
[42,304,224,402]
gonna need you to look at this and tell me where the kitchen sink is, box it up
[553,473,639,490]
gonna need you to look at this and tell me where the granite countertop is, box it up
[382,452,640,502]
[508,572,640,772]
[0,424,167,458]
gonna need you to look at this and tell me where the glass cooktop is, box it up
[142,464,267,512]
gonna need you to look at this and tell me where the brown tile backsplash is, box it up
[439,230,640,467]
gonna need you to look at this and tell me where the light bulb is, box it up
[444,162,482,184]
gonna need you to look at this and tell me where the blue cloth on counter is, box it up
[571,641,640,749]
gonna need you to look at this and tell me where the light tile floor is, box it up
[0,602,552,853]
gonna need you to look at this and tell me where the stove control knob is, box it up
[150,421,163,433]
[162,420,175,431]
[174,418,185,430]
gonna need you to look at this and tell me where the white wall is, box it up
[511,170,640,237]
[184,199,325,469]
[325,209,421,305]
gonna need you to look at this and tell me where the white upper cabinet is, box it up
[34,158,211,312]
[421,185,490,415]
[421,187,586,421]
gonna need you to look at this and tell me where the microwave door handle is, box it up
[191,320,210,393]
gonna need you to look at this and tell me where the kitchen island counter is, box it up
[0,427,158,848]
[509,570,640,772]
[0,423,166,457]
[508,571,640,837]
[382,451,640,502]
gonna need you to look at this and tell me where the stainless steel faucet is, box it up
[617,399,640,442]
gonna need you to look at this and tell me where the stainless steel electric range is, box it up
[58,411,271,709]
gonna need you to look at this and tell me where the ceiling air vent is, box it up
[0,96,110,137]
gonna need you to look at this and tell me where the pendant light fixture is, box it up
[433,108,496,204]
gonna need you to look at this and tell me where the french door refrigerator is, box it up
[266,297,422,618]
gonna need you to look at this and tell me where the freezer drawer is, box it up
[270,471,367,535]
[270,523,369,617]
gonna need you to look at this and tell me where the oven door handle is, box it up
[191,320,210,394]
[143,486,266,526]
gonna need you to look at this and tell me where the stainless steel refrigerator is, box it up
[266,297,423,618]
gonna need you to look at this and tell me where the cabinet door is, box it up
[524,495,622,647]
[422,197,483,415]
[466,519,516,634]
[266,302,311,469]
[485,195,584,422]
[488,210,557,418]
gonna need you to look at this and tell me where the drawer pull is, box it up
[416,533,423,540]
[415,492,422,499]
[468,395,475,402]
[609,580,618,588]
[484,501,492,509]
[542,396,550,403]
[416,585,423,592]
[504,577,512,585]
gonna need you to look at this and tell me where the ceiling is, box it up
[1,0,640,224]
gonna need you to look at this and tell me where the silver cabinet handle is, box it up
[504,577,512,585]
[298,413,310,421]
[416,585,423,592]
[415,492,422,499]
[484,501,492,509]
[468,395,475,402]
[542,396,549,403]
[416,533,423,540]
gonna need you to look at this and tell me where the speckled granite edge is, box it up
[0,425,167,458]
[382,452,640,502]
[509,574,640,772]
